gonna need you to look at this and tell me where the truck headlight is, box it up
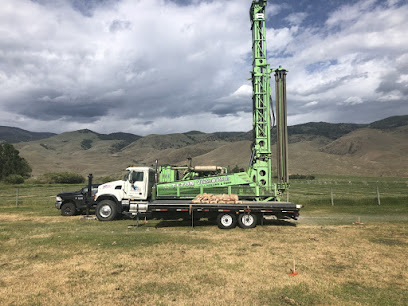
[56,196,62,202]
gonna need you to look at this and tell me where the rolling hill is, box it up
[7,115,408,178]
[0,126,55,144]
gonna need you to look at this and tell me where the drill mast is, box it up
[249,0,272,190]
[249,0,289,198]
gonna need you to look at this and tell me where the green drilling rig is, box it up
[154,0,289,201]
[94,0,298,228]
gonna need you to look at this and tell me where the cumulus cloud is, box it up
[0,0,407,134]
[231,85,252,98]
[342,96,363,105]
[271,0,408,124]
[0,0,254,133]
[265,3,289,19]
[304,101,318,107]
[285,12,307,26]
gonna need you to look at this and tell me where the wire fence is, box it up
[0,184,84,207]
[0,180,407,208]
[286,179,408,205]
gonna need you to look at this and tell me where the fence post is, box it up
[16,188,19,207]
[377,186,381,205]
[191,206,194,229]
[286,189,289,202]
[330,187,334,206]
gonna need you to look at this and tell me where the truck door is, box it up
[125,171,147,200]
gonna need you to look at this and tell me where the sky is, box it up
[0,0,407,135]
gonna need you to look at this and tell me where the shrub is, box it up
[96,176,121,184]
[41,172,85,184]
[109,141,128,153]
[4,174,25,184]
[289,174,315,180]
[81,139,93,150]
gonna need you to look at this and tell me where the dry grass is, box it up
[0,214,407,305]
[1,181,407,305]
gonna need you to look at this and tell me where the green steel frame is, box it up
[248,0,272,190]
[154,0,289,201]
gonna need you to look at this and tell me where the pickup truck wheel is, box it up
[96,200,118,221]
[61,202,77,216]
[237,213,257,229]
[216,213,237,229]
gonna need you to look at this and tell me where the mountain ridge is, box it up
[0,126,55,144]
[2,115,407,144]
[5,115,408,178]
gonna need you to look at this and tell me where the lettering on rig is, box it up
[170,181,195,188]
[196,176,230,185]
[161,176,231,189]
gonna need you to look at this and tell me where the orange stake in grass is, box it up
[289,259,298,276]
[353,216,364,225]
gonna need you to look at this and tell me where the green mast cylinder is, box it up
[274,67,289,184]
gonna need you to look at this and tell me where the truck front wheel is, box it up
[237,213,257,229]
[96,200,118,221]
[216,213,237,229]
[61,202,77,216]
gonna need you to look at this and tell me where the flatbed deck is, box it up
[148,200,297,207]
[148,200,298,209]
[124,200,301,224]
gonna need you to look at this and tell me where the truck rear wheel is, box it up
[96,200,118,221]
[237,213,257,229]
[216,213,237,229]
[61,202,77,216]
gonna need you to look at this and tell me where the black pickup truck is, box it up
[55,184,100,216]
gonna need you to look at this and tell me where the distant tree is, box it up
[41,172,85,184]
[0,144,32,181]
[81,139,93,150]
[109,141,128,153]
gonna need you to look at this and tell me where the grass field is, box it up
[0,176,407,305]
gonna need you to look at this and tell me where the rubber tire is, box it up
[95,200,118,221]
[216,213,237,229]
[237,213,257,229]
[61,202,77,216]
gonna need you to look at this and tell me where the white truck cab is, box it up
[94,167,156,221]
[123,166,155,200]
[96,167,156,202]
